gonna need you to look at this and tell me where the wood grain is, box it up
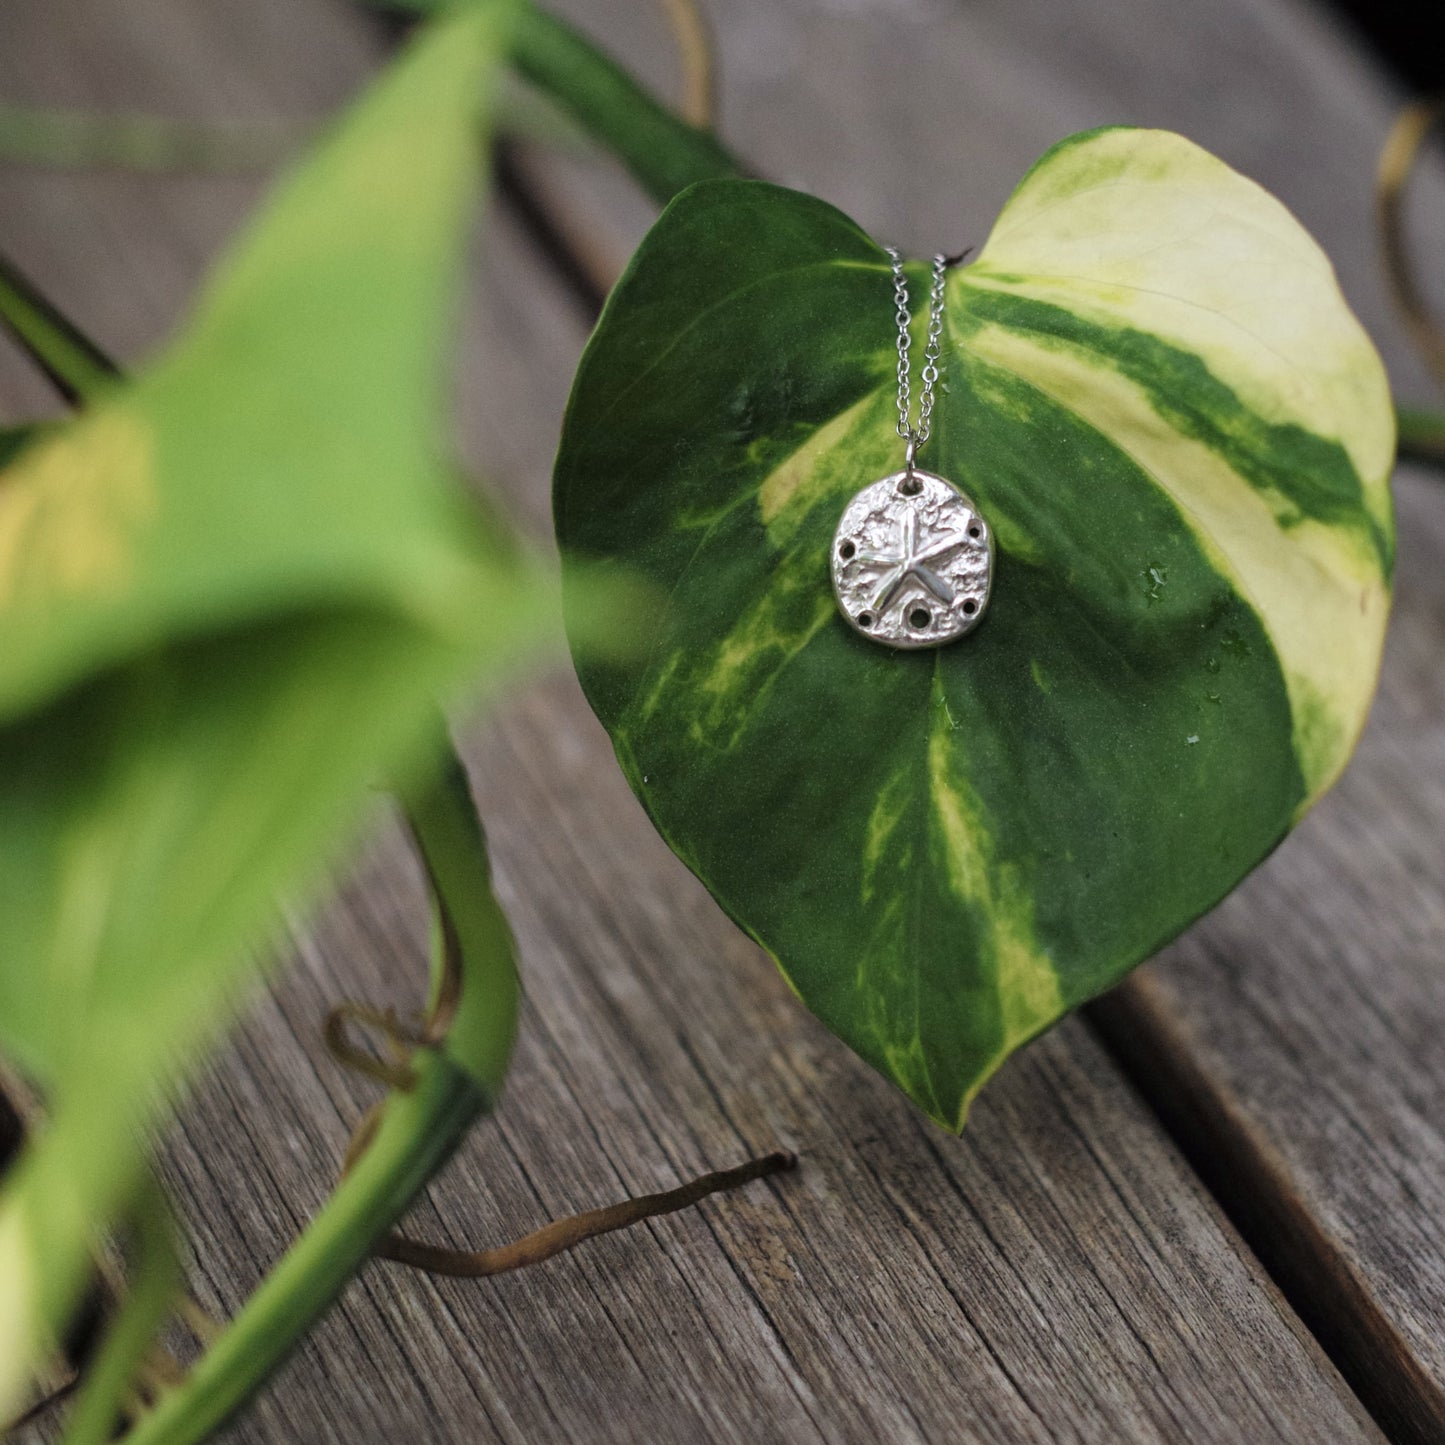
[0,0,1435,1440]
[1091,454,1445,1443]
[520,0,1445,1438]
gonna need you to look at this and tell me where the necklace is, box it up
[830,247,994,649]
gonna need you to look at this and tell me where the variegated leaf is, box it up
[554,127,1395,1128]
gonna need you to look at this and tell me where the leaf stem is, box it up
[403,727,520,1093]
[60,1178,181,1445]
[510,4,741,204]
[1398,404,1445,468]
[0,251,118,403]
[122,1054,488,1445]
[117,725,517,1445]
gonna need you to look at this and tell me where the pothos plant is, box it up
[0,0,1426,1438]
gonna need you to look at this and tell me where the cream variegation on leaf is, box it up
[554,127,1395,1128]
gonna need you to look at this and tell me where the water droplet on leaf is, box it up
[1140,562,1168,605]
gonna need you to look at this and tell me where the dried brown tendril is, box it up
[379,1151,798,1279]
[1378,98,1445,395]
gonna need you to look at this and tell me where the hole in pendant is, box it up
[909,607,931,630]
[839,539,856,560]
[968,524,981,539]
[962,599,978,616]
[898,475,922,497]
[858,611,875,628]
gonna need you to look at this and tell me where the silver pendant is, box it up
[831,468,994,649]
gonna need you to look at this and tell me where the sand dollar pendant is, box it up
[832,245,994,650]
[831,465,993,649]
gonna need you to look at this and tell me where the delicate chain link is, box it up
[886,246,949,459]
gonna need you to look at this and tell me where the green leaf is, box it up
[554,128,1395,1129]
[0,3,541,1402]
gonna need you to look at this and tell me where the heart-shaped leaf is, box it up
[554,127,1395,1129]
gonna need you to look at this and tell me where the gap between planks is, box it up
[486,131,1438,1445]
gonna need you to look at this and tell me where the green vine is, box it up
[127,1054,490,1444]
[0,252,118,404]
[509,4,740,203]
[1398,405,1445,467]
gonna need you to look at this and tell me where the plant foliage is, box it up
[554,128,1396,1127]
[0,6,549,1402]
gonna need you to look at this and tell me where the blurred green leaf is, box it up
[0,2,543,1405]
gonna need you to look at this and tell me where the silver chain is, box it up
[887,246,948,465]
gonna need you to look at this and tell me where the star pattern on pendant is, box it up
[856,503,973,616]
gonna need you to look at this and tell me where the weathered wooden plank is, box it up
[0,0,1415,1440]
[452,677,1386,1445]
[1091,453,1445,1442]
[532,0,1445,399]
[520,0,1445,1437]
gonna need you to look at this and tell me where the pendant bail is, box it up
[903,432,919,472]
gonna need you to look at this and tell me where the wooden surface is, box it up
[1,0,1443,1441]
